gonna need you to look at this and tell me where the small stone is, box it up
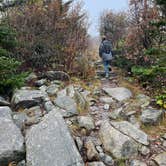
[96,146,103,153]
[39,85,47,92]
[88,162,106,166]
[17,160,26,166]
[130,160,147,166]
[139,146,150,155]
[99,153,114,166]
[46,84,59,96]
[84,139,99,161]
[103,104,110,110]
[35,79,47,87]
[99,97,114,104]
[44,101,55,113]
[13,112,28,129]
[77,116,95,130]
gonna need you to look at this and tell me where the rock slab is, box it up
[102,87,132,101]
[12,90,47,109]
[0,118,25,165]
[111,121,149,145]
[99,121,138,159]
[141,109,163,125]
[26,110,84,166]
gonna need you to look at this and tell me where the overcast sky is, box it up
[78,0,129,36]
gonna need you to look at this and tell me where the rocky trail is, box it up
[0,63,166,166]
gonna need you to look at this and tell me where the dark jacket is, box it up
[99,40,113,60]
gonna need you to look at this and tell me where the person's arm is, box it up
[99,43,103,58]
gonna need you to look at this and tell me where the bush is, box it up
[0,24,27,95]
[9,0,88,72]
[113,55,134,72]
[0,56,27,95]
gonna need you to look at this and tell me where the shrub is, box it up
[0,56,27,95]
[9,0,88,72]
[0,24,27,95]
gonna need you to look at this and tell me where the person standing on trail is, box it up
[99,35,113,78]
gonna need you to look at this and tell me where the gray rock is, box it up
[75,90,89,110]
[99,97,114,104]
[44,100,55,113]
[26,110,83,166]
[39,85,47,92]
[103,104,110,110]
[96,146,103,153]
[130,160,147,166]
[99,153,114,166]
[154,152,166,166]
[35,79,47,87]
[136,94,150,108]
[0,118,25,165]
[99,121,138,159]
[102,87,132,101]
[25,73,37,82]
[0,106,12,120]
[0,96,10,106]
[13,112,28,129]
[111,121,149,145]
[141,109,163,125]
[129,115,140,128]
[46,84,59,96]
[139,146,150,155]
[88,162,106,166]
[17,160,26,166]
[45,70,70,81]
[84,139,99,161]
[109,107,123,119]
[75,137,83,151]
[11,90,47,109]
[77,116,95,130]
[54,96,78,117]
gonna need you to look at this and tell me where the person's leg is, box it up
[103,60,109,78]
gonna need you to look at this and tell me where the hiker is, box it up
[99,35,113,78]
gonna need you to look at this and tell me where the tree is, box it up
[99,10,127,49]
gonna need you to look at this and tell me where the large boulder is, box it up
[0,118,25,165]
[141,109,163,125]
[110,121,149,145]
[102,87,132,101]
[45,71,70,81]
[154,152,166,166]
[26,110,84,166]
[0,106,12,120]
[54,96,78,117]
[11,90,47,109]
[99,121,138,159]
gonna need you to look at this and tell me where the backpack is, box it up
[102,40,112,54]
